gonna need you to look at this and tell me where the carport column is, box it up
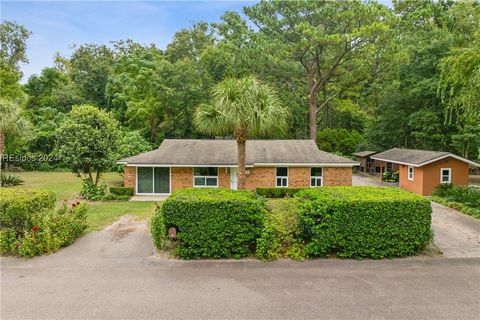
[380,161,383,181]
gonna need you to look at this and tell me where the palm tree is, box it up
[0,98,28,173]
[194,76,289,189]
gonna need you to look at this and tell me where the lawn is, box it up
[7,171,159,231]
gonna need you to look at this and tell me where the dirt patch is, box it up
[104,215,147,242]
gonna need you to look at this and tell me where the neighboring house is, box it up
[353,150,399,175]
[371,148,480,195]
[117,139,359,195]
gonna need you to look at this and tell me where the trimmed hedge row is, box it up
[0,189,87,257]
[256,187,305,198]
[430,196,480,219]
[109,186,134,197]
[153,188,266,259]
[296,187,432,259]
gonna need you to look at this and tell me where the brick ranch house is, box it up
[371,148,479,196]
[117,139,359,195]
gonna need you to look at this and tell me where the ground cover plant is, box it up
[296,187,432,259]
[152,188,266,259]
[256,187,305,198]
[0,173,24,187]
[431,184,480,219]
[0,188,87,257]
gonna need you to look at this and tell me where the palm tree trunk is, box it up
[0,128,3,175]
[235,128,248,190]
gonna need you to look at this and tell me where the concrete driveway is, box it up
[353,174,480,258]
[2,214,480,320]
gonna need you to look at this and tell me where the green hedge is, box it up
[256,199,305,260]
[154,188,266,259]
[109,186,134,197]
[0,189,87,257]
[256,187,306,198]
[296,187,432,259]
[0,189,56,235]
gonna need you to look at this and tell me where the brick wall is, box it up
[323,167,352,186]
[288,167,311,188]
[219,168,230,188]
[124,166,136,191]
[245,167,276,190]
[171,167,193,192]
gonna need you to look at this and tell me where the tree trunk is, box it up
[0,128,3,175]
[235,128,248,190]
[308,73,318,142]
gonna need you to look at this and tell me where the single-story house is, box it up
[353,150,399,175]
[371,148,480,195]
[117,139,359,195]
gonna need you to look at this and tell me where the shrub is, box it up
[296,187,432,259]
[101,194,131,201]
[0,173,24,187]
[0,189,56,236]
[80,179,107,201]
[432,184,480,209]
[151,204,168,250]
[256,187,305,198]
[3,202,88,257]
[0,189,87,257]
[109,186,134,197]
[157,188,266,259]
[256,199,305,260]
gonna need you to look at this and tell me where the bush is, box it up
[0,189,56,235]
[109,186,134,197]
[101,193,131,201]
[0,173,24,187]
[156,188,266,259]
[80,179,107,201]
[0,189,87,257]
[432,184,480,209]
[256,187,305,198]
[296,187,432,259]
[256,199,305,260]
[151,204,168,250]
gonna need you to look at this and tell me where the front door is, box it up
[230,168,238,190]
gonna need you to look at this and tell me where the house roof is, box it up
[118,139,359,167]
[353,151,378,157]
[370,148,480,167]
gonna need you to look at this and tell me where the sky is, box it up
[1,0,255,82]
[2,0,392,83]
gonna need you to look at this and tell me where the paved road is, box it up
[2,215,480,320]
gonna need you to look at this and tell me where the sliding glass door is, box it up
[137,167,170,194]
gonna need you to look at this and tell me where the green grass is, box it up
[10,171,123,201]
[6,171,159,231]
[86,201,159,231]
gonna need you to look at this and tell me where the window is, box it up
[440,168,451,184]
[408,166,414,181]
[137,167,170,194]
[310,167,323,187]
[276,167,288,187]
[386,162,393,173]
[193,167,218,187]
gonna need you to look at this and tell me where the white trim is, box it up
[136,166,171,195]
[440,168,452,184]
[310,167,323,187]
[254,162,359,167]
[371,154,480,168]
[275,167,288,187]
[408,165,414,181]
[121,162,359,168]
[193,167,219,188]
[127,164,242,168]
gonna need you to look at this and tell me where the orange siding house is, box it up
[372,148,478,196]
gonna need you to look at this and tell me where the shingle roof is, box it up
[353,151,378,157]
[118,139,358,166]
[371,148,480,167]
